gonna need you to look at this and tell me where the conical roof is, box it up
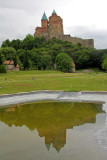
[41,12,48,20]
[45,143,51,151]
[56,148,60,153]
[52,10,56,14]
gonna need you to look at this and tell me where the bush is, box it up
[102,57,107,71]
[55,53,72,72]
[0,65,6,73]
[41,55,51,70]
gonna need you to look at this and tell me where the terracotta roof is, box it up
[72,62,75,67]
[16,64,19,68]
[3,60,19,68]
[3,60,14,65]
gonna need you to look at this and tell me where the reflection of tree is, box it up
[0,101,104,152]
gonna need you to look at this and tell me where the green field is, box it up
[0,70,107,94]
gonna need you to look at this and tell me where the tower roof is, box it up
[45,143,51,151]
[41,12,48,20]
[52,10,56,14]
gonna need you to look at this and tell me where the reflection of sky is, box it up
[0,102,107,159]
[0,113,107,160]
[94,103,107,150]
[0,101,103,153]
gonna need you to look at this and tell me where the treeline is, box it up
[0,34,107,72]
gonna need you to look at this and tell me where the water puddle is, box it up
[0,101,107,160]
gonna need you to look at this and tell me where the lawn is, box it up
[0,70,107,94]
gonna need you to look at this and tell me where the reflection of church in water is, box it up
[38,127,66,152]
[0,101,104,152]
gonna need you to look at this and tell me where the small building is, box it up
[3,60,19,71]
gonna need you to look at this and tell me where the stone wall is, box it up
[61,35,94,48]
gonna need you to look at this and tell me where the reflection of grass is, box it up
[0,70,107,94]
[0,101,104,130]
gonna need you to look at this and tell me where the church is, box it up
[34,10,94,48]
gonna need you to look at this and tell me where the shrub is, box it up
[55,53,72,72]
[0,65,6,73]
[102,57,107,71]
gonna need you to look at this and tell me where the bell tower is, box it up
[41,12,48,32]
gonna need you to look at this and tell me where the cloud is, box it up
[0,7,37,45]
[0,0,107,49]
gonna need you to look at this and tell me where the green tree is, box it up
[74,49,92,69]
[22,34,34,50]
[0,47,16,61]
[55,53,73,72]
[0,65,6,73]
[10,39,22,50]
[17,49,26,64]
[23,51,31,70]
[1,39,10,48]
[102,57,107,70]
[41,55,51,70]
[30,48,42,70]
[0,49,5,65]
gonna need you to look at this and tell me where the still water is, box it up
[0,101,107,160]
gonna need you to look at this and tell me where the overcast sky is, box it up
[0,0,107,49]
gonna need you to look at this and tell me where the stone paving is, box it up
[0,91,107,108]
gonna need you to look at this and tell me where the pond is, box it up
[0,101,107,160]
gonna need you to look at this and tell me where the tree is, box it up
[55,53,73,72]
[74,49,92,69]
[0,47,16,61]
[1,39,10,48]
[102,57,107,70]
[29,48,41,69]
[21,34,34,50]
[10,39,22,50]
[0,49,5,65]
[41,55,51,70]
[17,49,26,64]
[22,51,30,70]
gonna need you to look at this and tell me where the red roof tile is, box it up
[3,60,14,65]
[16,64,19,68]
[3,60,19,68]
[72,62,75,67]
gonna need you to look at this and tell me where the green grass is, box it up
[0,70,107,94]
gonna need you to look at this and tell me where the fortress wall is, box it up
[62,35,94,48]
[34,27,47,36]
[34,12,94,48]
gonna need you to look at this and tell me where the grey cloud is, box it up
[0,0,106,49]
[0,7,36,46]
[0,0,71,14]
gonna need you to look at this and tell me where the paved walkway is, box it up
[0,91,107,110]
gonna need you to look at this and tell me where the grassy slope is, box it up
[0,70,107,94]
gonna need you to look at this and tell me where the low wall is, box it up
[62,35,94,48]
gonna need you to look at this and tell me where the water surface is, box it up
[0,101,106,160]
